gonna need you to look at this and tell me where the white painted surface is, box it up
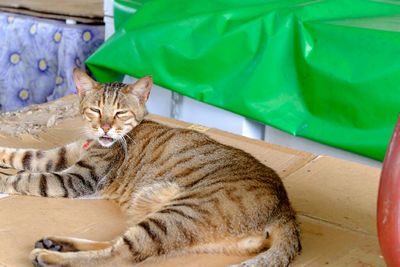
[104,0,114,17]
[177,96,264,139]
[104,16,115,40]
[265,125,382,168]
[104,0,115,39]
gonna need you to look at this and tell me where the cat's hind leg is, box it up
[30,229,271,267]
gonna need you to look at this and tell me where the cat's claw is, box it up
[32,255,46,267]
[32,258,40,267]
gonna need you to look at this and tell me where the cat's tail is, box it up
[233,216,301,267]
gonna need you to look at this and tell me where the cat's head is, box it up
[73,68,153,147]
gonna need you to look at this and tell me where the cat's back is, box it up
[130,119,259,165]
[127,120,281,187]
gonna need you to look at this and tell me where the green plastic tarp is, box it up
[86,0,400,161]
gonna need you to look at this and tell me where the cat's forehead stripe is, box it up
[102,87,107,102]
[99,82,126,106]
[112,90,119,105]
[104,82,125,90]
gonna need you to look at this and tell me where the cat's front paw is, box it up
[30,248,64,267]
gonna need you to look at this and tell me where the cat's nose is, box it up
[101,124,111,133]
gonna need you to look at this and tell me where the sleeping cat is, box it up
[0,69,301,267]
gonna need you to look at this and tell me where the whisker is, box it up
[124,134,135,143]
[117,135,129,163]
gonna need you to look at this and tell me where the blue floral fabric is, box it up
[0,12,104,111]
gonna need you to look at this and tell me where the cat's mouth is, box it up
[99,135,114,146]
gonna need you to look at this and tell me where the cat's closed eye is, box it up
[115,110,128,117]
[89,107,101,114]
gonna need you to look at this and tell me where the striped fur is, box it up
[0,69,301,267]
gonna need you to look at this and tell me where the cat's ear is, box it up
[124,76,153,104]
[73,68,99,98]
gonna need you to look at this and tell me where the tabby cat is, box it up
[0,69,301,267]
